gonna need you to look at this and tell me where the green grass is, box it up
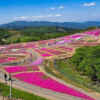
[54,59,100,92]
[45,62,90,91]
[0,82,48,100]
[45,59,100,93]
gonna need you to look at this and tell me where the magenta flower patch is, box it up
[84,29,100,36]
[35,49,52,57]
[4,65,40,73]
[41,48,63,55]
[4,66,27,73]
[13,72,95,100]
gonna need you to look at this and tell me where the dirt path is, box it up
[0,96,3,100]
[0,78,81,100]
[40,65,100,100]
[0,45,100,100]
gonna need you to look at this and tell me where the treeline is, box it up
[0,29,12,44]
[70,46,100,83]
[0,26,82,44]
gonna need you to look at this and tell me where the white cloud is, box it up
[14,16,28,20]
[50,7,56,10]
[83,2,96,7]
[14,14,62,21]
[47,14,53,17]
[55,14,62,17]
[59,6,64,9]
[32,16,44,18]
[50,6,64,10]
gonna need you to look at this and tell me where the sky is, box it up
[0,0,100,24]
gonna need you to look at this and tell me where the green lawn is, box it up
[45,59,100,93]
[54,59,100,92]
[0,82,48,100]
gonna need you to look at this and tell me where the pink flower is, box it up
[59,46,73,51]
[41,48,62,55]
[7,57,16,61]
[13,72,95,100]
[4,65,40,73]
[84,29,100,36]
[41,54,52,57]
[0,59,8,63]
[4,66,27,73]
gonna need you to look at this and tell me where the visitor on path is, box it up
[4,74,7,84]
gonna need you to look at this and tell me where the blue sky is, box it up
[0,0,100,24]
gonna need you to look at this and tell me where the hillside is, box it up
[0,26,82,45]
[0,21,100,29]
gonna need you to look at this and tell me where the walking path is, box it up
[40,66,100,100]
[0,96,3,100]
[0,51,82,100]
[0,77,81,100]
[0,33,100,100]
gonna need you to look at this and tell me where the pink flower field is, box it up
[84,42,99,46]
[13,72,95,100]
[41,48,63,55]
[0,57,17,63]
[4,65,39,73]
[84,29,100,36]
[58,46,73,51]
[0,59,8,63]
[24,43,37,48]
[35,49,53,57]
[1,29,100,100]
[4,66,27,73]
[70,34,84,39]
[7,57,17,61]
[29,57,44,65]
[41,53,53,57]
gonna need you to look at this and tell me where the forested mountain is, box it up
[0,21,100,29]
[0,26,82,45]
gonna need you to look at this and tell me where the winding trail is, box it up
[1,32,100,100]
[0,71,81,100]
[0,50,81,100]
[0,48,99,100]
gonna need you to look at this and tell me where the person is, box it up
[4,73,7,84]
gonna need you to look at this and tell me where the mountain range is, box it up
[0,21,100,29]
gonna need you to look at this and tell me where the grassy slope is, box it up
[0,27,82,44]
[53,58,100,93]
[45,58,100,93]
[0,82,47,100]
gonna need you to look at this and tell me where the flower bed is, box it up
[71,34,84,39]
[7,57,17,61]
[29,57,44,65]
[84,29,100,36]
[4,66,27,73]
[38,40,48,45]
[0,59,8,63]
[41,54,52,57]
[24,43,37,48]
[41,48,63,55]
[13,72,95,100]
[4,65,39,73]
[58,46,73,51]
[28,65,40,71]
[84,42,99,46]
[35,49,53,57]
[7,44,23,49]
[0,57,17,63]
[34,49,46,54]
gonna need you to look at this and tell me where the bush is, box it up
[70,46,100,82]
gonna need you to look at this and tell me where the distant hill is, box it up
[0,26,82,45]
[0,21,100,29]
